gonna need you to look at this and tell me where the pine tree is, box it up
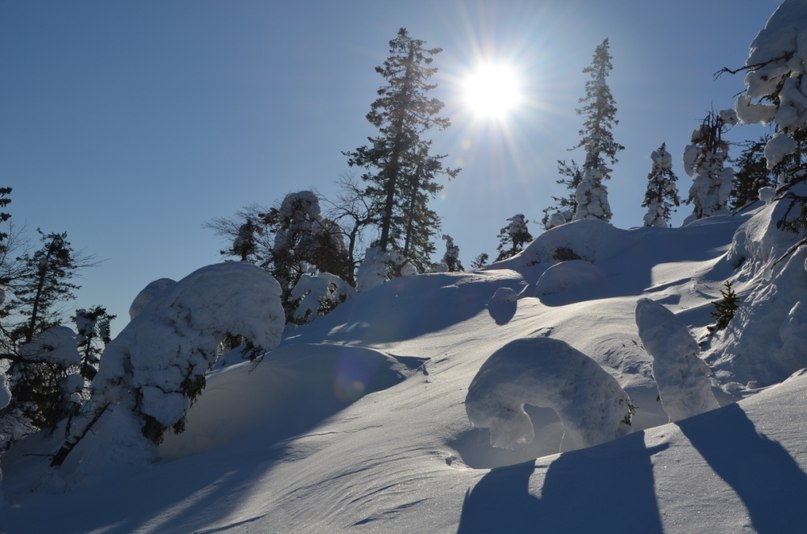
[496,214,533,261]
[441,234,464,272]
[470,252,489,270]
[573,39,623,222]
[9,231,80,346]
[711,281,740,330]
[683,110,736,224]
[642,143,680,227]
[542,160,581,229]
[344,28,458,267]
[73,306,115,381]
[731,137,773,210]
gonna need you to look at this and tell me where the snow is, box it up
[128,277,176,320]
[3,198,807,533]
[534,259,604,297]
[635,298,719,421]
[290,270,354,322]
[19,326,81,367]
[465,337,633,451]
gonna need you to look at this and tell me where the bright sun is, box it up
[462,62,523,120]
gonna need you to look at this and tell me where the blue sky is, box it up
[0,0,783,333]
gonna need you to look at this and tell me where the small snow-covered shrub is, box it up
[290,270,354,323]
[465,337,633,452]
[635,298,718,421]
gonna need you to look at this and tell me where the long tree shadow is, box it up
[458,431,667,533]
[676,403,807,533]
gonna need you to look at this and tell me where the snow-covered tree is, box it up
[495,214,533,261]
[642,142,680,227]
[52,263,285,468]
[635,298,718,422]
[230,217,262,263]
[344,28,458,268]
[73,306,115,381]
[289,267,355,324]
[731,0,807,232]
[683,110,736,224]
[441,234,463,272]
[573,39,624,223]
[465,337,633,451]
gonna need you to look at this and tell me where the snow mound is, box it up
[635,298,718,421]
[160,343,413,459]
[495,219,634,271]
[128,277,176,320]
[726,200,800,276]
[465,337,633,452]
[534,259,604,297]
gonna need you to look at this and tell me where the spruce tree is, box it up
[73,306,116,381]
[642,143,680,227]
[683,110,736,224]
[441,234,464,272]
[573,39,623,222]
[470,252,489,270]
[730,137,774,210]
[344,28,458,267]
[542,160,581,229]
[711,281,740,330]
[496,214,533,261]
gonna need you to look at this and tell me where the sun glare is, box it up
[462,63,523,120]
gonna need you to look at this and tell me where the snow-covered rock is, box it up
[635,298,718,421]
[465,337,633,451]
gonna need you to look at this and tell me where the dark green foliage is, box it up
[642,142,680,227]
[73,306,116,381]
[712,281,740,330]
[344,28,458,269]
[731,137,774,210]
[496,214,533,261]
[470,253,489,270]
[542,160,582,229]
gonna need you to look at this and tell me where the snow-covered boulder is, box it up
[534,259,604,297]
[465,337,633,452]
[635,299,718,421]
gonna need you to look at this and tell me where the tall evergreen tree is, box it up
[573,39,624,222]
[73,306,115,381]
[683,110,736,224]
[642,143,680,227]
[344,28,458,268]
[496,214,533,261]
[730,136,774,210]
[441,234,464,272]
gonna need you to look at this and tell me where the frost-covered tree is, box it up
[289,268,355,324]
[52,263,285,468]
[465,337,633,451]
[344,28,458,268]
[230,217,262,263]
[496,214,533,261]
[441,234,464,272]
[683,110,736,224]
[730,137,775,210]
[730,0,807,232]
[573,39,623,223]
[642,143,680,227]
[73,306,115,381]
[635,298,718,421]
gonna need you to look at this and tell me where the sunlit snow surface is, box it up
[3,200,807,533]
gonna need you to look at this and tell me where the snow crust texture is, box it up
[466,337,633,451]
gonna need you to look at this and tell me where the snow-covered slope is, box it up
[3,203,807,533]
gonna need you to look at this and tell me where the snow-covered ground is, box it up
[2,197,807,533]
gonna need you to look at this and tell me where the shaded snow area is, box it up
[3,200,807,533]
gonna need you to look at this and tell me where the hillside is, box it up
[2,200,807,533]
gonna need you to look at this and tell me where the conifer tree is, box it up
[344,28,458,267]
[73,306,116,381]
[470,252,489,270]
[730,137,774,210]
[642,143,680,227]
[496,214,533,261]
[683,110,736,224]
[573,39,623,222]
[441,234,464,272]
[542,160,581,229]
[711,281,740,331]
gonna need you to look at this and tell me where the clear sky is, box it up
[0,0,783,334]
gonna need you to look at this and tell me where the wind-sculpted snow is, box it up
[465,337,633,451]
[534,259,604,297]
[635,298,718,421]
